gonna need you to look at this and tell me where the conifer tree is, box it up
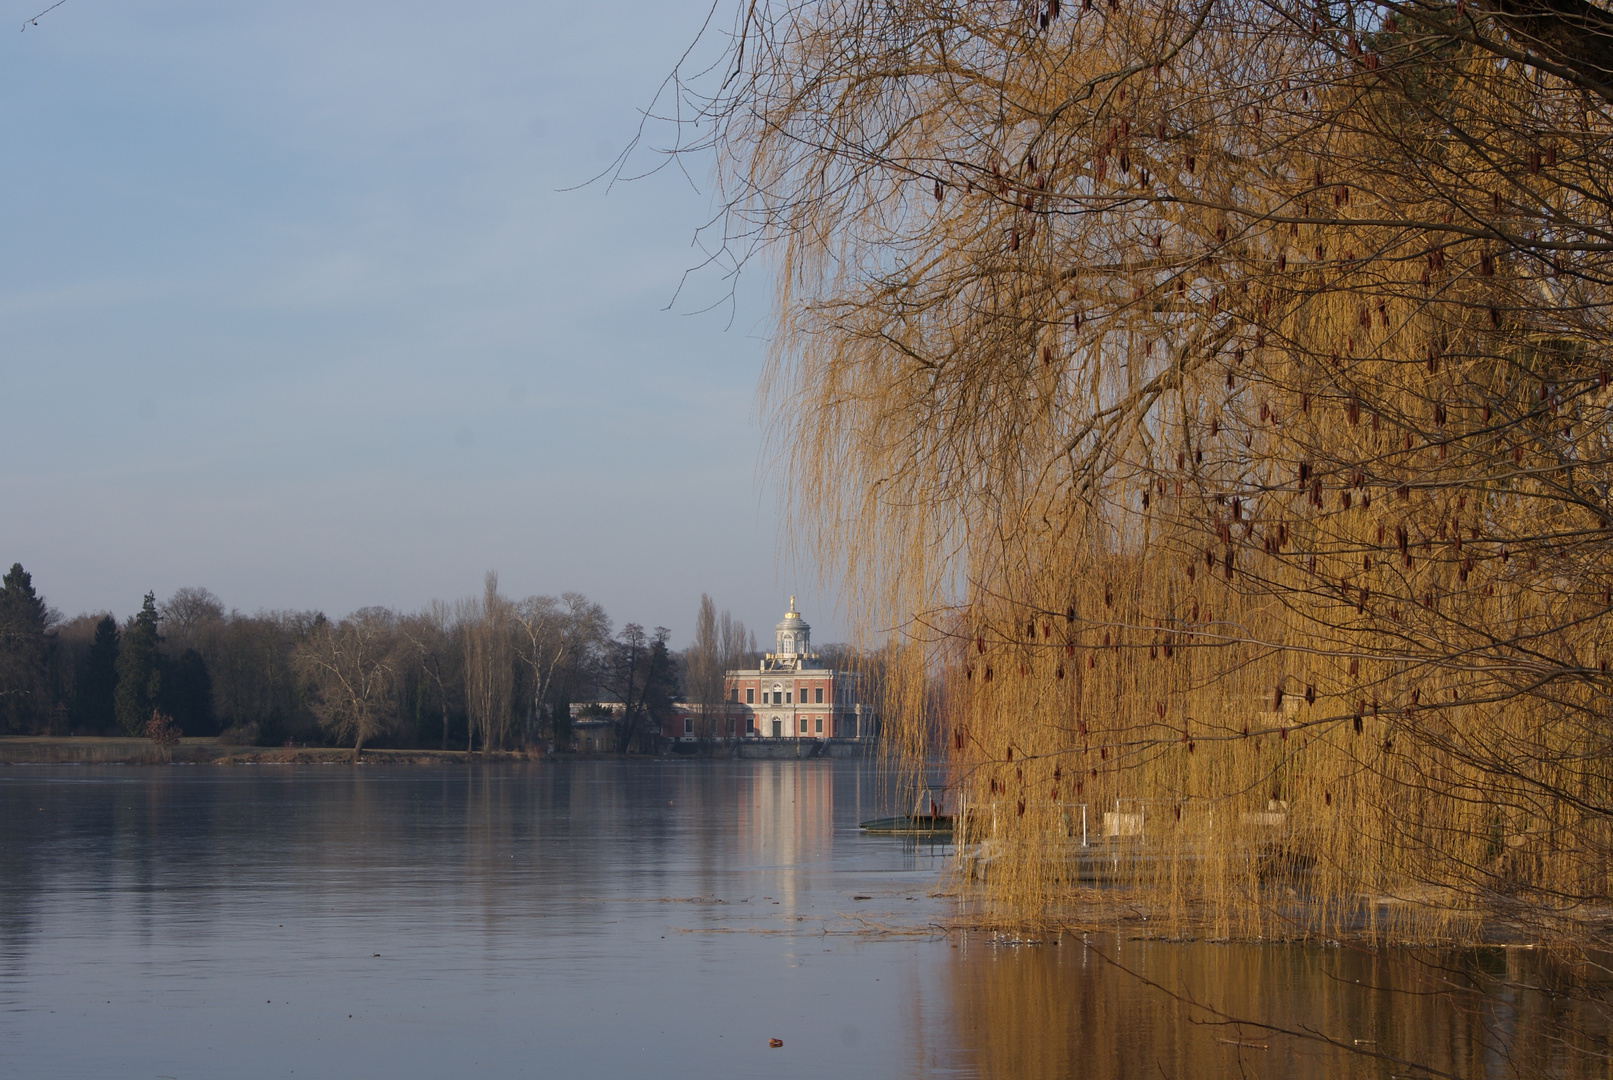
[71,616,120,732]
[0,563,49,732]
[114,593,162,736]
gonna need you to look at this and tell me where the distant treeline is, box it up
[0,564,863,753]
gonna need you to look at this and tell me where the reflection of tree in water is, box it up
[937,937,1613,1080]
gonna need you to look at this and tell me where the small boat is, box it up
[859,813,954,836]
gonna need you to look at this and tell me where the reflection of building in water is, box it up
[736,762,835,909]
[699,598,875,744]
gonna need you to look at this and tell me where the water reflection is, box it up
[0,761,955,1079]
[932,931,1611,1079]
[0,762,1602,1079]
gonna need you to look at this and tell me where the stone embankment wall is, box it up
[732,739,871,760]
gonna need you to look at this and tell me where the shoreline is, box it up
[0,736,876,765]
[0,736,545,765]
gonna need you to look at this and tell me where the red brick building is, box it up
[657,599,875,746]
[722,598,873,741]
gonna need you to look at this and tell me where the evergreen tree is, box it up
[642,635,677,739]
[551,692,571,752]
[114,593,162,736]
[599,624,676,753]
[0,563,50,733]
[71,616,120,733]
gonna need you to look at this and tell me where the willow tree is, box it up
[676,0,1613,948]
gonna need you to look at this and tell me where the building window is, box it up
[799,716,808,734]
[731,688,739,703]
[684,717,693,735]
[785,691,792,704]
[772,691,781,705]
[815,687,823,703]
[747,717,756,734]
[815,716,823,734]
[746,688,755,704]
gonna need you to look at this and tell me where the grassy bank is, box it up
[0,737,541,765]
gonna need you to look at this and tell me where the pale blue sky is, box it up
[0,1,830,643]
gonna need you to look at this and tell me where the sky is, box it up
[0,0,836,645]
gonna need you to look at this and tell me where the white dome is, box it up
[775,597,810,655]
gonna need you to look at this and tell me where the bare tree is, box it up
[294,607,398,756]
[718,610,745,672]
[211,609,319,742]
[679,598,759,747]
[399,600,462,751]
[159,587,224,654]
[510,591,609,749]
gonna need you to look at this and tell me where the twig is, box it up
[21,0,68,32]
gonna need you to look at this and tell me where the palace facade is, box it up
[720,599,874,741]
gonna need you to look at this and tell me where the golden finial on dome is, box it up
[788,595,797,615]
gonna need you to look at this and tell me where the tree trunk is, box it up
[616,705,637,754]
